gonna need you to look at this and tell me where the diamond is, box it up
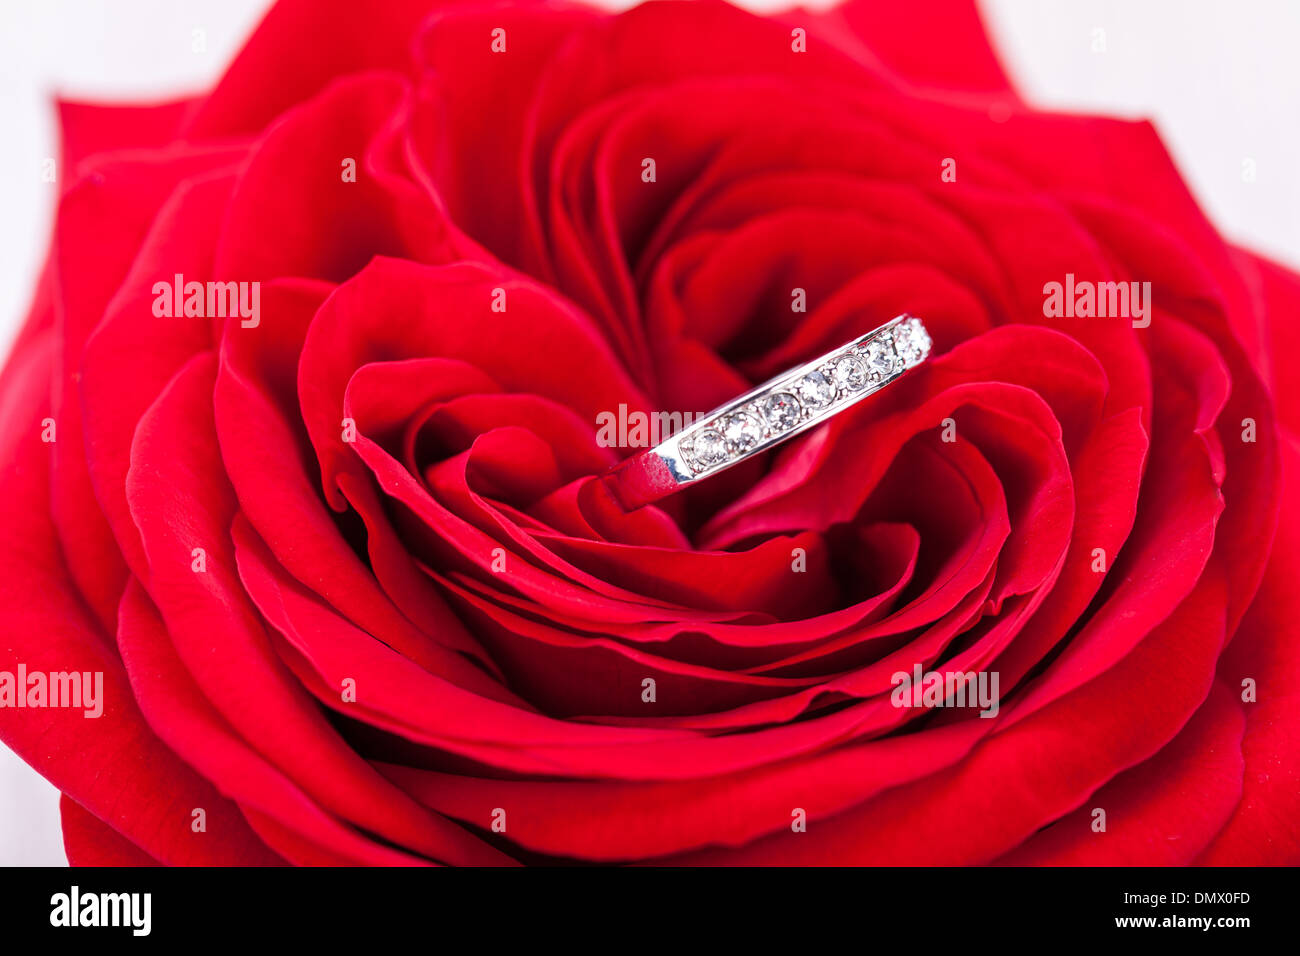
[682,427,727,472]
[831,353,868,392]
[720,410,764,456]
[864,336,899,382]
[762,391,803,432]
[795,370,837,410]
[893,318,931,365]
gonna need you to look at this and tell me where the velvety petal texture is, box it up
[0,0,1294,865]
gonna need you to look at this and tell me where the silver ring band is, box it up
[600,314,933,510]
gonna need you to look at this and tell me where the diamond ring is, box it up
[600,314,933,510]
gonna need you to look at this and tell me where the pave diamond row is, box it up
[676,316,931,477]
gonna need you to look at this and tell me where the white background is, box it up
[1,0,1297,866]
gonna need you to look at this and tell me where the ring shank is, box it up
[600,315,931,511]
[599,448,681,511]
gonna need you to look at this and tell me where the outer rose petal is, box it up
[666,569,1230,864]
[183,0,448,138]
[214,72,467,282]
[0,332,278,866]
[61,795,161,867]
[81,171,239,583]
[1232,249,1300,433]
[52,144,249,630]
[57,98,199,180]
[814,0,1016,97]
[126,352,510,865]
[993,681,1245,865]
[116,576,440,866]
[1195,432,1300,864]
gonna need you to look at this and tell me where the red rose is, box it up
[2,0,1297,865]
